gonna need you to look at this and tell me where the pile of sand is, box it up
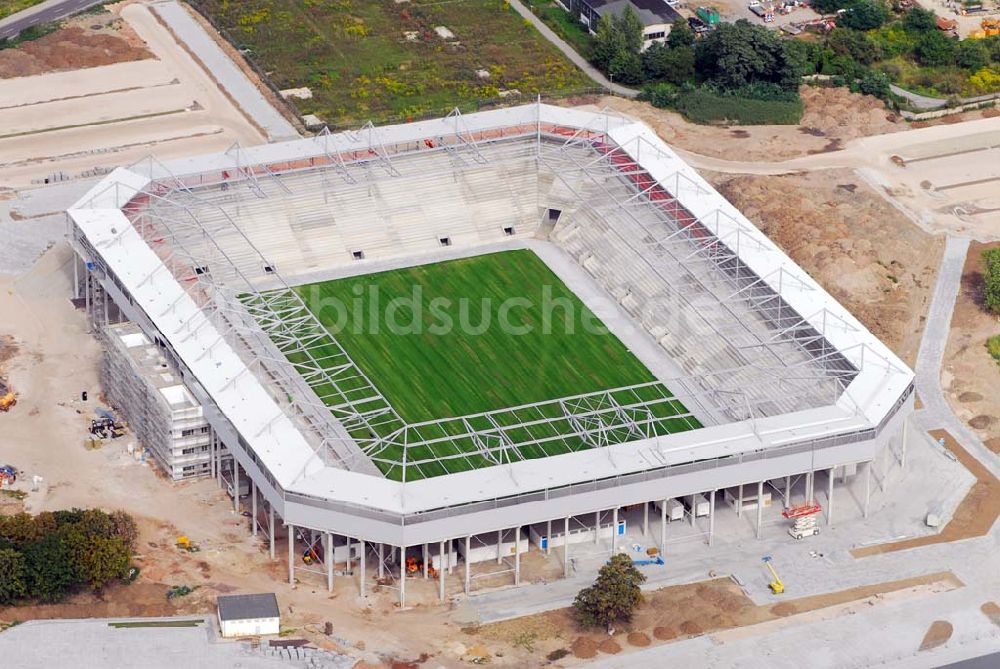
[597,638,621,654]
[570,637,598,659]
[653,626,677,641]
[919,620,953,651]
[626,632,650,646]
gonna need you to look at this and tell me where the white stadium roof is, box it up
[69,103,913,515]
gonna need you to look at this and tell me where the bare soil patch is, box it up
[477,572,959,662]
[0,12,151,78]
[919,620,953,651]
[942,241,1000,447]
[852,430,1000,557]
[704,169,942,365]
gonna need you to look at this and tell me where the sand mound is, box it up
[653,626,677,641]
[919,620,953,651]
[679,620,703,636]
[597,638,621,654]
[981,602,1000,627]
[571,637,598,659]
[627,632,650,647]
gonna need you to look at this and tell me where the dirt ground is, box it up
[703,169,942,366]
[473,572,961,664]
[0,11,151,79]
[919,620,954,651]
[852,429,1000,557]
[599,87,1000,163]
[942,241,1000,453]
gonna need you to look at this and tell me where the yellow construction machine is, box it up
[762,556,784,594]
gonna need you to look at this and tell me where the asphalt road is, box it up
[0,0,104,41]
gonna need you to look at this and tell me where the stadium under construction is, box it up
[67,103,914,603]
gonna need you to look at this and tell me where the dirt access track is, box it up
[0,2,264,189]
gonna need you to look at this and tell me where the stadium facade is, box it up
[67,103,914,602]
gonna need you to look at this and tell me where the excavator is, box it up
[0,383,16,413]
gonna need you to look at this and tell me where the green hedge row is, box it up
[673,89,805,125]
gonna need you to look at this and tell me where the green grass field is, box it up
[0,0,45,22]
[281,251,700,479]
[191,0,591,126]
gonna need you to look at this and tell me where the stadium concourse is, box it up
[66,103,914,604]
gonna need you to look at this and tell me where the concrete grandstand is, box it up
[67,103,914,603]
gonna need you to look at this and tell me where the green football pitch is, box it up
[285,250,700,479]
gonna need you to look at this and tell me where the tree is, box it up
[593,13,625,71]
[840,0,889,31]
[666,17,695,49]
[828,28,883,65]
[857,70,892,99]
[573,553,646,631]
[642,42,695,84]
[73,535,131,591]
[956,40,989,71]
[902,7,938,33]
[23,532,79,603]
[617,5,644,55]
[0,548,26,605]
[109,510,139,552]
[695,20,803,92]
[984,248,1000,314]
[915,30,956,66]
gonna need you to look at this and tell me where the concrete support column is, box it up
[438,540,446,602]
[643,502,649,539]
[251,481,258,538]
[611,507,618,554]
[73,255,80,299]
[690,495,696,526]
[448,540,454,574]
[287,524,295,585]
[399,547,406,607]
[756,481,764,539]
[594,512,600,544]
[660,499,667,553]
[377,543,384,579]
[423,544,429,579]
[464,536,471,594]
[233,460,240,514]
[563,517,570,578]
[708,489,716,547]
[784,475,791,507]
[514,527,521,586]
[546,520,552,555]
[360,541,366,597]
[345,537,353,574]
[864,461,872,519]
[497,530,503,564]
[737,484,744,517]
[901,418,909,469]
[827,467,835,527]
[326,533,334,592]
[806,472,814,502]
[268,504,275,560]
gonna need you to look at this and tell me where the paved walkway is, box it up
[150,0,298,142]
[507,0,639,98]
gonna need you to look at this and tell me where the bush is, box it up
[984,248,1000,314]
[902,7,938,33]
[986,335,1000,364]
[672,88,805,124]
[915,31,957,67]
[856,70,892,99]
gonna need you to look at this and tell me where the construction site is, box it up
[0,2,999,668]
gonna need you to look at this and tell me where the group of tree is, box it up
[0,508,137,605]
[984,248,1000,315]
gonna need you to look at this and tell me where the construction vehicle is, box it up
[781,501,822,519]
[982,18,1000,37]
[176,536,201,553]
[0,390,16,412]
[762,556,784,594]
[404,555,438,578]
[789,515,820,540]
[0,465,17,487]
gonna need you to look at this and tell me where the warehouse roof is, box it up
[217,593,279,621]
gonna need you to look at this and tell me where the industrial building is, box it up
[67,103,914,604]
